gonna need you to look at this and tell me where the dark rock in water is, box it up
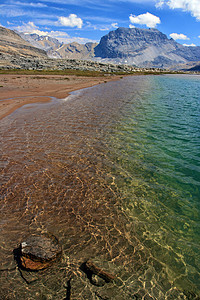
[90,274,106,287]
[19,233,62,271]
[80,259,115,286]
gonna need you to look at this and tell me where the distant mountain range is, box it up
[18,32,62,56]
[18,32,98,60]
[18,27,200,69]
[1,25,200,70]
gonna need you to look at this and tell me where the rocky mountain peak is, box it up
[94,27,172,59]
[94,27,200,68]
[18,32,63,51]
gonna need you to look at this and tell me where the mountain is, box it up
[18,32,98,60]
[54,42,98,60]
[18,32,62,53]
[94,27,200,68]
[0,26,47,61]
[188,63,200,72]
[20,27,200,69]
[172,60,200,72]
[1,26,200,70]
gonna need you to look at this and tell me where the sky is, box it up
[0,0,200,46]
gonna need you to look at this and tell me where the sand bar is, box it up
[0,74,122,120]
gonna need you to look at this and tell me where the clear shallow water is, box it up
[103,75,200,292]
[0,75,199,299]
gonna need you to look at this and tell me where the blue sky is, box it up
[0,0,200,46]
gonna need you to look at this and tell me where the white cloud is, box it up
[170,33,190,40]
[129,24,135,28]
[111,22,118,28]
[63,37,97,44]
[99,28,108,31]
[156,0,200,21]
[15,21,69,38]
[0,3,57,19]
[85,21,118,31]
[155,0,164,8]
[58,14,83,28]
[99,26,112,31]
[15,21,42,33]
[129,12,161,28]
[13,1,47,8]
[183,43,196,47]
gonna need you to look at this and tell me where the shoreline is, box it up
[0,74,122,120]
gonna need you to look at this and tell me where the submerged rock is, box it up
[19,233,62,271]
[90,274,106,287]
[80,259,115,286]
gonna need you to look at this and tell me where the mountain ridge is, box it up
[18,32,63,53]
[18,27,200,69]
[1,26,200,70]
[17,32,98,60]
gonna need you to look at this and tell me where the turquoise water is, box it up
[103,74,200,294]
[0,74,199,299]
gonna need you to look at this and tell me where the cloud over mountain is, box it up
[58,14,83,28]
[170,33,190,40]
[129,12,161,28]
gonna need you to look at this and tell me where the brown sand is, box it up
[0,74,122,120]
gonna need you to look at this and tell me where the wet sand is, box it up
[0,74,121,120]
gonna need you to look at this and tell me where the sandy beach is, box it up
[0,74,121,120]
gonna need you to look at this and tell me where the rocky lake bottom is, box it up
[0,75,199,299]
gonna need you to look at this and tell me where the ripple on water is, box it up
[0,75,199,299]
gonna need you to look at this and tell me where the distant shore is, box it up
[0,73,123,120]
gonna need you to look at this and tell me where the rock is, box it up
[90,274,106,287]
[80,259,115,286]
[19,233,62,271]
[0,55,142,73]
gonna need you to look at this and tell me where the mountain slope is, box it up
[18,32,62,53]
[55,42,98,59]
[0,26,47,60]
[94,27,200,68]
[18,32,98,60]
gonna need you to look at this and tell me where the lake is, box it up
[0,74,199,299]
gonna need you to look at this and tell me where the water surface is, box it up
[0,75,199,299]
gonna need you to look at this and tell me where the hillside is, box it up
[0,26,47,60]
[55,42,98,60]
